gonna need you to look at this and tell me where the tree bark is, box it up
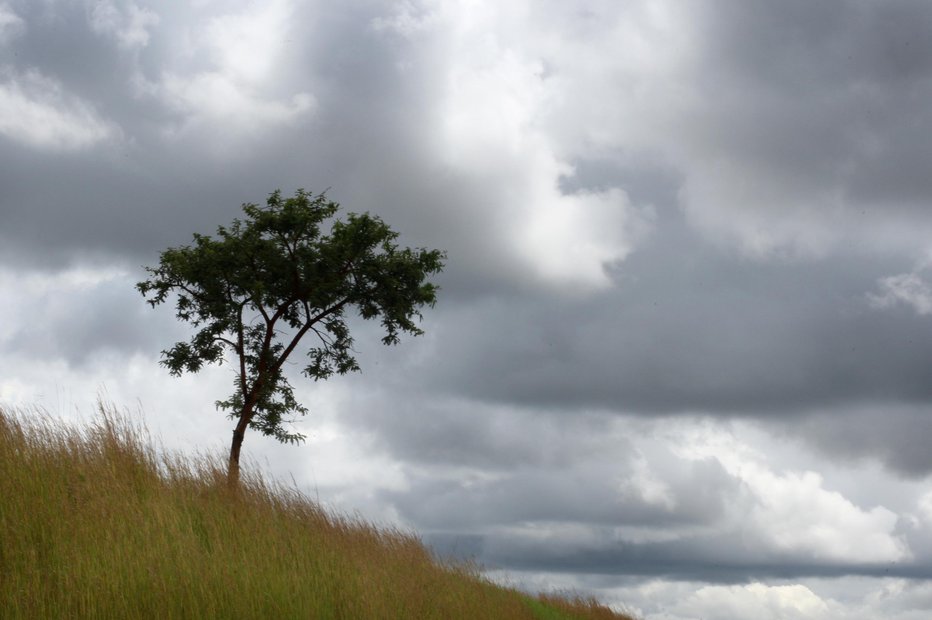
[228,410,252,486]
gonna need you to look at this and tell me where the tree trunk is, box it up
[228,411,252,486]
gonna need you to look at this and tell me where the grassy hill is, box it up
[0,404,636,619]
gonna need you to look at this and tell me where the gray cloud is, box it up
[6,2,932,617]
[411,217,932,420]
[478,535,932,582]
[385,455,733,531]
[535,0,932,258]
[1,269,178,367]
[788,406,932,478]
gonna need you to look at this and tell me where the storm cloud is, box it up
[5,1,932,618]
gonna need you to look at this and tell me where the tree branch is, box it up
[309,324,334,348]
[236,302,248,396]
[215,336,238,349]
[272,296,351,373]
[254,297,272,324]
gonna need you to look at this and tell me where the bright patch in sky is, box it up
[0,69,119,150]
[89,1,159,49]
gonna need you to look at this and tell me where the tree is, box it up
[137,189,445,484]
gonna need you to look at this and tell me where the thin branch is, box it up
[174,282,206,305]
[309,324,335,348]
[254,297,272,324]
[272,296,351,373]
[308,296,351,325]
[214,336,238,349]
[250,294,298,409]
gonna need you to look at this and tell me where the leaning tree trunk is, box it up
[228,409,252,486]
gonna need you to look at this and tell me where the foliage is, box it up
[137,189,445,477]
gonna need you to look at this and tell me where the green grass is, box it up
[0,403,636,619]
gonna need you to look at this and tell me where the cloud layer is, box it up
[4,2,932,619]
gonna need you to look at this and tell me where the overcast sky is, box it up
[4,1,932,618]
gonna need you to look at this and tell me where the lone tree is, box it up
[137,189,445,483]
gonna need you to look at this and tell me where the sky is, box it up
[2,1,932,618]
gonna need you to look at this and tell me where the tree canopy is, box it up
[137,189,445,482]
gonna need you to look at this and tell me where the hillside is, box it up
[0,404,636,619]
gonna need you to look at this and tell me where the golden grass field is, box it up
[0,403,636,619]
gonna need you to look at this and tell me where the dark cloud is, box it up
[1,0,647,292]
[476,532,932,582]
[560,155,683,211]
[790,406,932,478]
[6,2,932,615]
[413,216,932,417]
[383,454,733,530]
[567,0,932,257]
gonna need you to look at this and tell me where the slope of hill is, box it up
[0,404,635,619]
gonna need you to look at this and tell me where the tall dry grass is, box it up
[0,403,636,619]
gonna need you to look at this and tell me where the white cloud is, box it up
[493,573,932,620]
[413,1,654,290]
[917,490,932,524]
[142,0,314,140]
[870,272,932,315]
[0,67,119,151]
[746,467,905,562]
[0,3,24,43]
[157,72,314,131]
[619,451,676,511]
[574,4,846,260]
[0,265,132,358]
[447,0,932,261]
[674,424,909,563]
[88,1,160,50]
[201,0,292,86]
[370,0,439,36]
[668,582,832,620]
